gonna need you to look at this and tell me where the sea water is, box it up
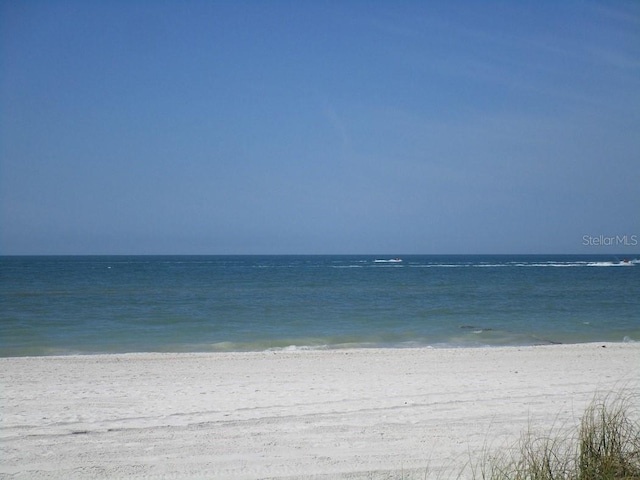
[1,255,638,356]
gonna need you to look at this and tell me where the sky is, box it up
[1,1,639,255]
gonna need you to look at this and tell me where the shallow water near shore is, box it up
[1,255,639,356]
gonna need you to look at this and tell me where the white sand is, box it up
[1,343,639,479]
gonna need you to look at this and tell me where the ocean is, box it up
[1,255,638,356]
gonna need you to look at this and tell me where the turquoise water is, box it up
[1,255,639,356]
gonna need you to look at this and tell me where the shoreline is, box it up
[2,342,639,479]
[3,336,638,359]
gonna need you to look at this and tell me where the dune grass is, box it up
[577,395,640,479]
[471,393,640,480]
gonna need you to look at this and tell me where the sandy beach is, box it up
[1,343,639,479]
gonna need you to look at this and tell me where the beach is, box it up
[1,343,639,479]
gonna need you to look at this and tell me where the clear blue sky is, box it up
[1,1,639,255]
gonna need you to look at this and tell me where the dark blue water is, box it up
[1,255,638,356]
